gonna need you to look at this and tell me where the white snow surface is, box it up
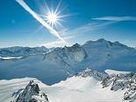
[105,69,131,75]
[0,56,23,60]
[0,77,125,102]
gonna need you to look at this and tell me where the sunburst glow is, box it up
[40,1,70,28]
[16,0,66,43]
[47,13,58,23]
[43,9,64,27]
[46,11,59,26]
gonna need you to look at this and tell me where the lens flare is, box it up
[46,12,58,26]
[40,1,70,28]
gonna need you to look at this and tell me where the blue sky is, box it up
[0,0,136,48]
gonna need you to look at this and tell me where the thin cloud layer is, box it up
[92,16,136,21]
[64,21,114,37]
[43,21,115,48]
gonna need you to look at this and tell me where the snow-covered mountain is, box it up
[82,39,136,71]
[0,43,87,84]
[0,39,136,85]
[1,69,136,102]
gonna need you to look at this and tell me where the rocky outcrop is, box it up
[101,72,134,90]
[78,68,136,102]
[101,72,136,102]
[77,68,108,81]
[12,80,49,102]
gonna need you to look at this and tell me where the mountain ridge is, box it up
[0,39,136,85]
[0,46,48,57]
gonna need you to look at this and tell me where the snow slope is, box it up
[0,76,125,102]
[47,76,124,102]
[2,67,136,102]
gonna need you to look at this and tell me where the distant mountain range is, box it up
[0,46,48,57]
[0,39,136,85]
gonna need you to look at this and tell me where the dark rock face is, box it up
[101,72,134,90]
[12,80,49,102]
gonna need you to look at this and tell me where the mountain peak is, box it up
[72,43,80,47]
[83,38,131,49]
[97,38,107,42]
[12,80,49,102]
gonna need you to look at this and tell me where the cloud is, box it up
[62,16,136,40]
[92,16,136,21]
[16,0,66,43]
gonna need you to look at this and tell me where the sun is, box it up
[40,1,70,28]
[46,12,59,26]
[45,9,63,27]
